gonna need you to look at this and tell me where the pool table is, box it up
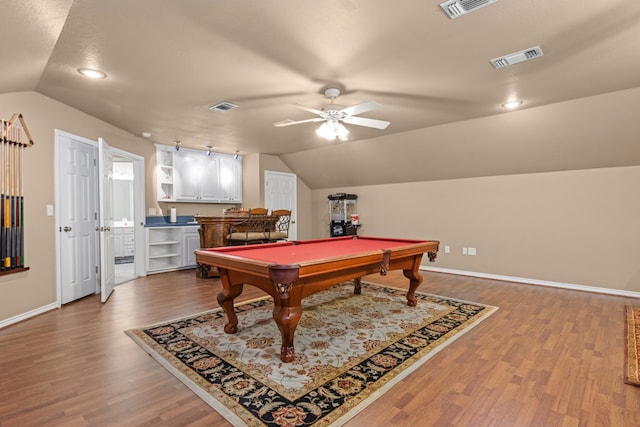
[195,236,439,362]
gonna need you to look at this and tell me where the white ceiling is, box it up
[2,0,640,187]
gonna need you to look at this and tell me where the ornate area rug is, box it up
[126,282,497,426]
[624,306,640,386]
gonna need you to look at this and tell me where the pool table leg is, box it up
[403,268,423,307]
[217,271,244,334]
[273,299,303,363]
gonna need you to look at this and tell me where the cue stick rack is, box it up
[0,113,34,276]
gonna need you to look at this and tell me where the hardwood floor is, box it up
[1,269,639,426]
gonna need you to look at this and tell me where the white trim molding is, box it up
[421,266,640,299]
[0,303,59,329]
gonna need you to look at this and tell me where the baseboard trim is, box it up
[421,266,640,299]
[0,302,59,329]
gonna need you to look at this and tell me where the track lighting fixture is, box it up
[206,145,212,156]
[234,150,239,160]
[174,140,181,151]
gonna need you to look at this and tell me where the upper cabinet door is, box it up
[218,153,242,203]
[199,154,220,201]
[174,149,202,201]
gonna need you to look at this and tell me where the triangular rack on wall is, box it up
[3,113,35,146]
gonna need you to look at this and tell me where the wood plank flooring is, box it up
[1,269,639,426]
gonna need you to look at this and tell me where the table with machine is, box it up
[195,236,439,362]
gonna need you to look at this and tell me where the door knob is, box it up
[63,226,72,232]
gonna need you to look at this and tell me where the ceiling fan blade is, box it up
[272,117,325,127]
[295,104,327,116]
[341,100,381,117]
[342,116,390,129]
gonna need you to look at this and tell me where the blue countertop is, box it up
[145,215,199,227]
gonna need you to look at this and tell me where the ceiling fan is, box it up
[272,87,390,140]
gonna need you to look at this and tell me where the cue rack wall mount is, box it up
[0,113,34,276]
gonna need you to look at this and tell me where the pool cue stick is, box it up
[9,125,15,269]
[13,128,20,268]
[16,127,23,268]
[4,122,11,269]
[0,120,5,271]
[11,125,17,269]
[18,131,23,268]
[2,121,9,270]
[12,127,17,268]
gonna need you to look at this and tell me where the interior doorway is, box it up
[264,171,297,240]
[55,130,145,305]
[110,148,145,285]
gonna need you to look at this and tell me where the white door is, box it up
[98,138,115,303]
[264,171,297,240]
[55,131,99,304]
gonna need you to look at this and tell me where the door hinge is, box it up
[96,266,99,274]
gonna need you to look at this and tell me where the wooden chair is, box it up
[267,209,291,242]
[226,214,270,245]
[249,207,268,215]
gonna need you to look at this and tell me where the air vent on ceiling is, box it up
[440,0,499,19]
[490,46,544,69]
[209,101,238,112]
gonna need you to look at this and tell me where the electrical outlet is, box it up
[468,247,477,256]
[462,247,468,255]
[444,245,450,253]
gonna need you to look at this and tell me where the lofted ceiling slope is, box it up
[2,0,640,189]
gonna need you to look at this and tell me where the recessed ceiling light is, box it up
[77,68,106,79]
[141,132,152,138]
[502,100,523,110]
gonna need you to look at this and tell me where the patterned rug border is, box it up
[624,305,640,386]
[126,282,498,426]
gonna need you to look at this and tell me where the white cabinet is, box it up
[183,230,201,267]
[155,144,242,203]
[145,226,199,274]
[174,149,220,201]
[123,228,135,256]
[114,227,134,257]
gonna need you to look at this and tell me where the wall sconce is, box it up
[174,140,181,151]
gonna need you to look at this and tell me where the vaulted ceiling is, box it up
[2,0,640,188]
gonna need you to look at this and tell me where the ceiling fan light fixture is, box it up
[316,120,349,141]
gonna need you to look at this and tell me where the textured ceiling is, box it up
[2,0,640,188]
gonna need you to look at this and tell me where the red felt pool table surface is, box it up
[203,236,431,265]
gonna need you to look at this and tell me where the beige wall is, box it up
[312,166,640,292]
